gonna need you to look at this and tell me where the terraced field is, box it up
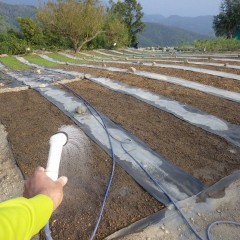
[0,49,239,240]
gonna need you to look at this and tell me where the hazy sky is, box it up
[139,0,222,17]
[2,0,223,17]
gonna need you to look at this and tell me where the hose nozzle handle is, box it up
[45,132,68,180]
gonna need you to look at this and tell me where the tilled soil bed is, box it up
[0,89,163,240]
[62,65,240,125]
[149,62,240,75]
[81,62,240,93]
[95,57,240,75]
[140,58,240,65]
[107,59,240,75]
[1,55,240,240]
[64,79,240,185]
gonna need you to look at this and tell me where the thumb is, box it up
[57,176,68,187]
[36,166,45,172]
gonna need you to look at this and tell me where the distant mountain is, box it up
[142,14,165,23]
[0,2,36,30]
[138,22,209,47]
[143,14,215,36]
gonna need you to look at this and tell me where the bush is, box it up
[0,31,27,55]
[191,37,240,52]
[42,29,71,51]
[87,16,130,49]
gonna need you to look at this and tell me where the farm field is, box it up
[0,49,239,239]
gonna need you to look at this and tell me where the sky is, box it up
[2,0,223,17]
[139,0,222,17]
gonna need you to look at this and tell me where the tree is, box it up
[0,31,27,54]
[0,16,3,27]
[87,16,130,49]
[110,0,145,46]
[17,17,45,46]
[104,13,130,48]
[213,0,240,38]
[37,0,106,52]
[0,15,8,31]
[42,28,71,50]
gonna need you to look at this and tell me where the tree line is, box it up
[0,0,145,54]
[213,0,240,39]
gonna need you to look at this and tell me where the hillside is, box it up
[0,1,209,48]
[143,14,215,36]
[0,1,36,31]
[0,1,215,36]
[138,22,208,47]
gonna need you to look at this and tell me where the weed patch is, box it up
[0,56,30,70]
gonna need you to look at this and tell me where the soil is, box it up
[62,65,240,125]
[0,90,163,240]
[0,123,24,201]
[80,62,240,93]
[146,61,240,75]
[139,57,240,63]
[124,58,240,73]
[1,52,240,240]
[119,178,240,240]
[156,61,240,75]
[65,79,240,186]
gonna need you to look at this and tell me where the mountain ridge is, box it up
[143,14,215,36]
[0,1,36,30]
[138,22,208,47]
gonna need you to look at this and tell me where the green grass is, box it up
[78,51,125,61]
[47,53,87,64]
[24,55,60,68]
[93,51,124,59]
[180,37,240,51]
[76,53,106,62]
[0,56,30,70]
[76,52,99,60]
[80,51,110,58]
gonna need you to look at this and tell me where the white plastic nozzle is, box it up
[45,132,68,180]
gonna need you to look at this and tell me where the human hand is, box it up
[23,167,68,211]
